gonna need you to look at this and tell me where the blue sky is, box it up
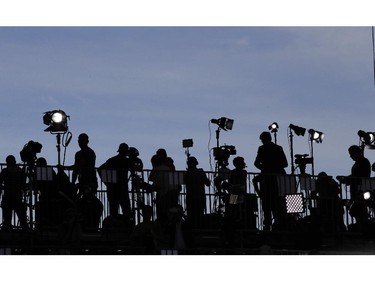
[1,26,374,178]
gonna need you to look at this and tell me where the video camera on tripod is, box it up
[294,154,313,174]
[127,147,143,173]
[213,145,236,168]
[20,140,43,166]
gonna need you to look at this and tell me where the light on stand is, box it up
[211,117,234,131]
[43,109,71,166]
[210,116,234,163]
[268,122,279,144]
[210,117,235,218]
[358,130,375,145]
[268,122,279,133]
[182,138,193,161]
[289,124,306,136]
[308,129,324,143]
[43,110,69,133]
[288,124,307,174]
[308,128,324,176]
[358,130,375,151]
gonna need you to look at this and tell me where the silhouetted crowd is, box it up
[1,131,375,251]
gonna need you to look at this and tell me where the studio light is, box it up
[308,129,324,143]
[268,122,279,133]
[289,124,306,136]
[364,191,372,201]
[358,130,375,145]
[285,193,305,214]
[211,117,234,131]
[43,110,69,133]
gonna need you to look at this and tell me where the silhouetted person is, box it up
[228,156,247,215]
[130,205,155,251]
[313,172,345,232]
[71,133,98,197]
[151,205,191,250]
[35,157,59,228]
[254,131,288,231]
[337,145,370,231]
[77,189,103,231]
[184,156,210,228]
[98,143,132,222]
[224,156,248,245]
[149,149,180,220]
[0,155,28,230]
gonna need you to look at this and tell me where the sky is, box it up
[1,26,375,178]
[1,0,375,278]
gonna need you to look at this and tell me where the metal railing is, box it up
[0,163,374,234]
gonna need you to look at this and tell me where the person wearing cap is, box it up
[98,143,132,222]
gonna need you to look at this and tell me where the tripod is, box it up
[53,131,72,166]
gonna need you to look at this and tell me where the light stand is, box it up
[19,141,42,239]
[310,139,315,176]
[288,124,306,174]
[56,133,62,166]
[308,129,324,177]
[43,109,70,165]
[215,127,221,172]
[210,117,233,172]
[289,128,295,174]
[269,122,279,144]
[358,130,375,155]
[210,117,234,218]
[182,139,193,167]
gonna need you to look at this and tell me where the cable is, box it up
[208,120,214,171]
[61,131,73,166]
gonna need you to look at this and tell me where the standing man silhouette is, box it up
[72,133,98,197]
[98,143,132,221]
[254,131,288,231]
[184,156,210,228]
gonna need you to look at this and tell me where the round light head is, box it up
[308,129,324,143]
[364,191,372,200]
[369,133,375,144]
[269,122,279,133]
[358,130,375,145]
[52,112,64,123]
[43,109,69,133]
